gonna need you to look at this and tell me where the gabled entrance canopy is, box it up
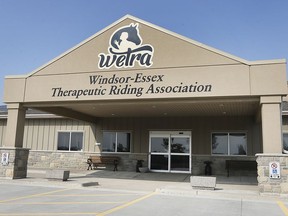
[4,15,286,124]
[2,15,287,155]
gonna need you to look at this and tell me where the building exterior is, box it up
[0,15,287,193]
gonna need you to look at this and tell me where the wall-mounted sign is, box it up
[269,161,280,179]
[98,23,154,69]
[1,153,9,166]
[51,72,212,99]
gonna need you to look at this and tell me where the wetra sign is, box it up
[98,23,154,69]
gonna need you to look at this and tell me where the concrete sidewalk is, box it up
[0,168,285,201]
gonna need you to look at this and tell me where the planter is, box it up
[139,167,149,173]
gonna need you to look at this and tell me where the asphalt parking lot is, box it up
[0,183,149,216]
[0,169,288,216]
[1,182,288,216]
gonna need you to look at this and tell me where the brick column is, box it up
[0,148,29,179]
[0,103,29,179]
[256,96,286,194]
[257,154,288,194]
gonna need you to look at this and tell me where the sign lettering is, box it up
[51,73,212,99]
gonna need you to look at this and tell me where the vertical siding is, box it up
[42,119,50,150]
[32,119,39,149]
[38,119,45,150]
[85,123,95,152]
[0,120,7,147]
[0,115,262,155]
[3,118,97,151]
[54,119,61,150]
[22,118,97,151]
[99,116,261,156]
[24,119,32,149]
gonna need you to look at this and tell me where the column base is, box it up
[256,153,288,194]
[0,147,29,179]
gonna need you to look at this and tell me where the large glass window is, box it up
[212,132,247,155]
[102,132,131,153]
[212,133,228,155]
[171,137,190,153]
[283,133,288,153]
[229,133,247,155]
[151,137,169,153]
[57,131,83,151]
[102,132,116,152]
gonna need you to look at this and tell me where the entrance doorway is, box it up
[149,131,191,173]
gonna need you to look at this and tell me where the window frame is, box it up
[211,132,247,156]
[102,131,132,153]
[57,130,84,152]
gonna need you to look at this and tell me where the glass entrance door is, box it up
[170,136,190,172]
[149,131,191,173]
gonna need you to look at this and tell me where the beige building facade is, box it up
[0,15,287,193]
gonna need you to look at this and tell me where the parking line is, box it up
[0,213,99,215]
[0,188,71,203]
[277,201,288,216]
[46,193,139,197]
[0,201,125,205]
[97,192,157,216]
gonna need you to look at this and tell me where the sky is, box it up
[0,0,288,104]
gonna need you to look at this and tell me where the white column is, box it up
[260,96,282,153]
[4,103,26,148]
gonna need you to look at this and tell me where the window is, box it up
[212,132,247,155]
[57,131,83,151]
[102,132,131,152]
[283,133,288,153]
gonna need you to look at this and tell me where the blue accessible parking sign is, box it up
[269,161,280,179]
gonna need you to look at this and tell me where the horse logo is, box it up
[110,24,142,52]
[98,23,154,69]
